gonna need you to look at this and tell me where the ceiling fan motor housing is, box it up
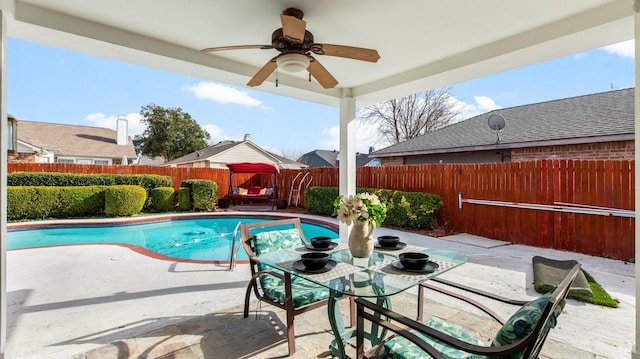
[271,29,315,53]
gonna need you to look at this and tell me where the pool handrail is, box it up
[227,221,242,271]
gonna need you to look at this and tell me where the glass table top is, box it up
[257,245,468,298]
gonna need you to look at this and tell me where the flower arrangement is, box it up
[333,192,387,226]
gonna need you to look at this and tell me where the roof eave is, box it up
[369,134,634,158]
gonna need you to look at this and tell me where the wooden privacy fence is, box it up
[8,160,635,260]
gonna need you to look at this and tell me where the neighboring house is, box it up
[8,117,137,165]
[370,88,635,165]
[297,149,380,168]
[136,155,165,166]
[165,134,307,169]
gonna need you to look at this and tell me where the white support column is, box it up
[338,95,357,238]
[633,2,640,358]
[0,10,7,359]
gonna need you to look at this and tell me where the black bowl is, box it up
[301,252,330,270]
[398,252,430,270]
[311,236,333,249]
[378,235,400,248]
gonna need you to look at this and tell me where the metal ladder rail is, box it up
[227,221,242,271]
[288,172,305,207]
[290,172,312,207]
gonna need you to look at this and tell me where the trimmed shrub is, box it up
[151,187,175,212]
[181,180,217,211]
[305,186,339,216]
[178,187,191,211]
[8,172,172,209]
[305,186,443,230]
[7,186,105,220]
[104,185,147,216]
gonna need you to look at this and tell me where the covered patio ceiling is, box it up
[5,1,634,107]
[0,1,638,358]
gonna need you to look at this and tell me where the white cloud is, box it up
[450,95,502,121]
[601,40,634,59]
[202,123,235,144]
[183,81,262,107]
[84,112,145,136]
[320,120,381,154]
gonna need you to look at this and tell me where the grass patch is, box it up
[577,270,619,308]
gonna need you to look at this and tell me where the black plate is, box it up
[391,260,439,273]
[305,242,339,251]
[293,259,337,273]
[374,242,407,250]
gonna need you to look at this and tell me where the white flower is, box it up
[335,192,387,226]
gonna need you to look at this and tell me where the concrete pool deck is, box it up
[6,212,636,358]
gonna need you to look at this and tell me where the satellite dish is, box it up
[488,114,506,131]
[487,114,506,143]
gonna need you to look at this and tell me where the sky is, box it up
[7,38,635,159]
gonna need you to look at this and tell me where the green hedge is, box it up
[305,186,443,230]
[181,180,217,211]
[177,187,191,211]
[8,172,171,209]
[151,187,175,212]
[7,186,105,220]
[104,185,147,216]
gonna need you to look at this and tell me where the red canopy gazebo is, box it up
[225,162,279,209]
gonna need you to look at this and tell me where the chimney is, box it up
[116,115,128,146]
[244,133,251,141]
[369,146,375,154]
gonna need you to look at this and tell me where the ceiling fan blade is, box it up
[201,45,273,53]
[247,58,278,87]
[308,57,338,89]
[310,44,380,63]
[280,14,306,43]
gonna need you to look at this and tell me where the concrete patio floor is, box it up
[6,213,635,358]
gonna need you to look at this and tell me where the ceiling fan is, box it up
[201,8,380,89]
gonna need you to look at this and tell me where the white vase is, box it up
[349,220,376,258]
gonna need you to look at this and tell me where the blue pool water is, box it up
[7,216,338,262]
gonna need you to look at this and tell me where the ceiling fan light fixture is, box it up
[276,53,310,73]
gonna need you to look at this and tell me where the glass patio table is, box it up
[257,243,468,358]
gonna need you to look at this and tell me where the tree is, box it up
[358,88,462,145]
[133,104,211,162]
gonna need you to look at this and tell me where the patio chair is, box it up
[355,263,581,359]
[240,218,353,356]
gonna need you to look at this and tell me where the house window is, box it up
[58,158,74,164]
[94,160,109,165]
[7,115,17,153]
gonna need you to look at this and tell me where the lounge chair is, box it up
[240,218,352,356]
[355,263,581,358]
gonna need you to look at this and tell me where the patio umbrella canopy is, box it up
[225,162,279,174]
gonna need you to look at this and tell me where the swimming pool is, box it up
[7,215,339,263]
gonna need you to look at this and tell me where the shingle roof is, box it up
[17,120,137,158]
[298,149,377,167]
[371,88,635,156]
[166,140,305,167]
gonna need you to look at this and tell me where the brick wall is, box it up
[8,152,36,163]
[511,140,634,161]
[380,156,404,166]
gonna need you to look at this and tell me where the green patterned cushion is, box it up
[491,292,564,358]
[253,228,329,307]
[259,273,330,307]
[382,316,488,359]
[254,228,303,255]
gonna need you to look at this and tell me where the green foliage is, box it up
[383,191,443,229]
[104,185,147,217]
[8,172,171,209]
[178,187,191,211]
[181,180,217,211]
[305,187,339,215]
[306,186,443,230]
[151,187,175,212]
[133,103,211,162]
[7,186,105,220]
